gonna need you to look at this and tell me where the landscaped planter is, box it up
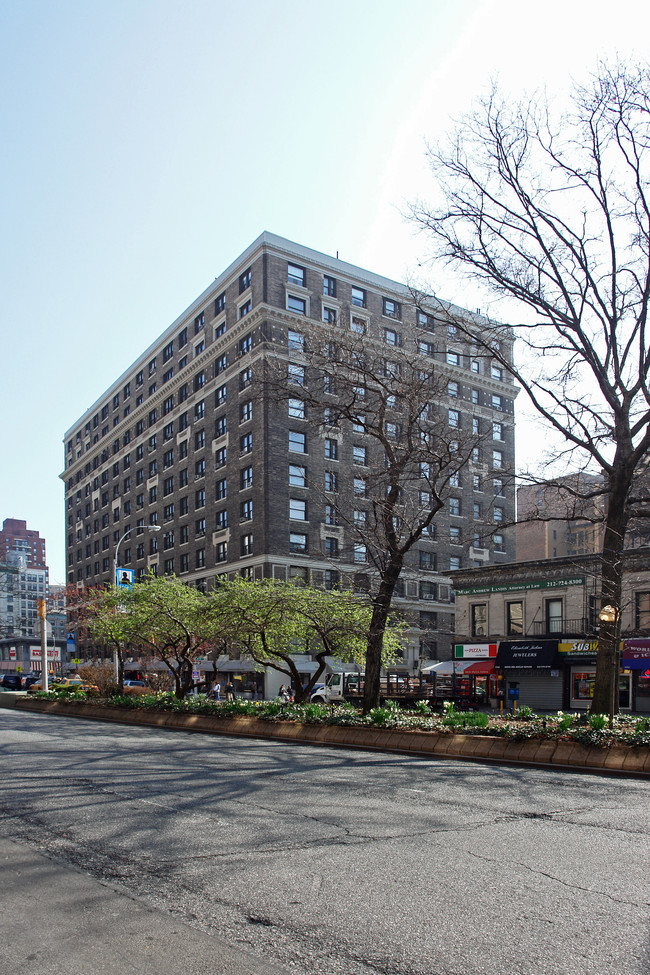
[11,696,650,777]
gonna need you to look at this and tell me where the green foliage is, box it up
[588,713,608,730]
[515,705,537,720]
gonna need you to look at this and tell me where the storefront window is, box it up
[506,601,523,635]
[571,670,595,707]
[471,603,487,637]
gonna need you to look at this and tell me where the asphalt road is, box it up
[1,709,649,975]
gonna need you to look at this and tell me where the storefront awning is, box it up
[421,660,494,676]
[463,660,496,675]
[495,640,559,669]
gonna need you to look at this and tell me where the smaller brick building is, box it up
[451,550,650,713]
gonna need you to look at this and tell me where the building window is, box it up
[324,537,339,557]
[195,459,206,478]
[353,477,366,497]
[240,466,253,489]
[325,504,338,525]
[449,497,461,516]
[324,471,338,492]
[350,316,366,335]
[240,499,253,521]
[290,498,307,521]
[239,268,252,293]
[241,534,254,556]
[493,506,504,523]
[507,601,523,635]
[323,275,336,297]
[353,543,367,563]
[290,465,306,487]
[287,294,307,315]
[446,351,460,366]
[215,415,227,438]
[471,604,488,637]
[215,292,225,315]
[239,366,252,389]
[216,541,228,563]
[289,533,308,554]
[195,518,206,538]
[546,599,563,634]
[351,286,366,308]
[323,307,337,325]
[288,363,304,385]
[195,548,206,568]
[288,263,305,287]
[195,429,206,450]
[215,446,227,469]
[382,298,400,319]
[448,409,460,428]
[216,478,227,500]
[324,438,338,460]
[288,398,304,419]
[493,533,505,553]
[195,489,205,509]
[289,430,306,453]
[353,445,367,466]
[287,329,304,351]
[473,503,481,520]
[493,422,504,441]
[635,592,650,629]
[419,551,437,571]
[240,433,253,454]
[325,569,339,590]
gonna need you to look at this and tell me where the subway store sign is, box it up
[558,641,599,655]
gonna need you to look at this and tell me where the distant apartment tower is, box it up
[0,518,49,638]
[62,233,517,667]
[516,475,604,561]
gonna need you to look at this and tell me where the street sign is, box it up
[116,567,134,588]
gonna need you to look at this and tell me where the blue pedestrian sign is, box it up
[116,567,134,588]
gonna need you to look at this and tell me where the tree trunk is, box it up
[363,561,402,712]
[590,462,633,715]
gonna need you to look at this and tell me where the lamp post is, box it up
[598,603,621,725]
[112,525,160,681]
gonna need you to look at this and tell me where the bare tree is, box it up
[410,61,650,714]
[263,318,499,710]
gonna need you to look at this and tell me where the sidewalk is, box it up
[0,836,287,975]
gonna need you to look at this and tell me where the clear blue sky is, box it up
[1,0,647,583]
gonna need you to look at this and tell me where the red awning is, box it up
[463,660,496,675]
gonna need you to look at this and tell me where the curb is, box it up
[11,698,650,778]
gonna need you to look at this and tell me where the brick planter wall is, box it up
[11,697,650,777]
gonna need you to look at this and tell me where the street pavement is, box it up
[1,708,649,975]
[1,836,287,975]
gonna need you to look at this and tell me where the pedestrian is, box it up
[224,679,235,702]
[279,684,289,703]
[210,681,221,701]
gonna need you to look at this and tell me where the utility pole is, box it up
[37,598,48,693]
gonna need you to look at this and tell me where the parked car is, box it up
[28,676,99,694]
[0,675,24,691]
[21,674,40,689]
[122,679,148,695]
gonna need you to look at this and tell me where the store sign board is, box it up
[454,643,498,659]
[456,577,585,596]
[558,641,599,655]
[30,647,61,662]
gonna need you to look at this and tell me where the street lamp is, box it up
[598,603,621,724]
[112,525,161,679]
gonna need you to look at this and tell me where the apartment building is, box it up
[62,233,517,668]
[0,518,49,638]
